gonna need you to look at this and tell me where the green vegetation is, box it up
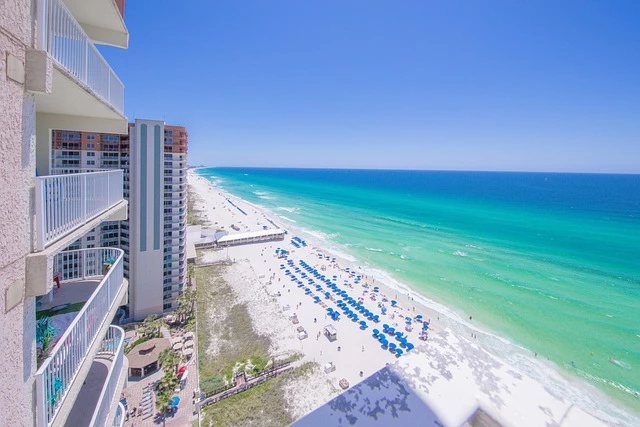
[36,301,86,320]
[155,349,181,421]
[187,185,206,226]
[196,264,271,394]
[201,369,293,427]
[200,363,318,427]
[36,316,59,365]
[124,314,163,354]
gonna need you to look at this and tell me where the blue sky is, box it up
[103,1,640,173]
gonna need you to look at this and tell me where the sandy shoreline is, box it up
[189,170,637,426]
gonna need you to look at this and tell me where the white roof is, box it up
[217,229,285,243]
[324,324,337,334]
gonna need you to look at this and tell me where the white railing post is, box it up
[35,373,47,427]
[35,179,46,251]
[82,173,87,224]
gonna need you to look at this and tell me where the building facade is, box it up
[0,0,130,425]
[50,120,188,320]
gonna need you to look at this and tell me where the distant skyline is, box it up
[103,1,640,173]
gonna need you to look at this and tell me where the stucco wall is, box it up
[0,0,37,425]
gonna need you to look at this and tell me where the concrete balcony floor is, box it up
[38,279,100,311]
[64,352,114,427]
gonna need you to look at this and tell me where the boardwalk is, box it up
[198,362,293,410]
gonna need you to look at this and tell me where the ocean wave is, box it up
[365,247,384,252]
[277,206,299,214]
[377,215,429,229]
[465,244,483,250]
[277,215,297,223]
[453,250,468,257]
[252,191,275,200]
[300,228,341,242]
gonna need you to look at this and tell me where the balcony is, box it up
[35,170,126,251]
[65,326,127,427]
[113,402,126,427]
[61,0,128,48]
[32,0,126,129]
[35,248,128,426]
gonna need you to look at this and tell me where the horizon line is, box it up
[189,165,640,176]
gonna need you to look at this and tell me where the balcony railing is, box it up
[35,170,124,250]
[38,0,125,114]
[113,402,126,427]
[35,248,125,427]
[89,326,125,427]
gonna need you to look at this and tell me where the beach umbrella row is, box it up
[291,259,415,357]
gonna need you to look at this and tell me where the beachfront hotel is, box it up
[0,0,130,425]
[49,121,189,320]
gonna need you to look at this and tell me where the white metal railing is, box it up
[90,325,125,427]
[35,248,125,427]
[50,167,111,175]
[113,402,126,427]
[37,0,125,114]
[35,170,124,250]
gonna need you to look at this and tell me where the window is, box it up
[163,303,172,310]
[87,152,95,157]
[86,236,95,241]
[86,160,95,165]
[165,129,173,136]
[164,137,173,144]
[61,132,81,141]
[87,134,96,140]
[102,135,120,143]
[87,143,95,148]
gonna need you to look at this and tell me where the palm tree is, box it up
[142,314,162,338]
[158,348,179,373]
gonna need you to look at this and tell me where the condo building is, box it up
[0,0,130,426]
[50,121,189,320]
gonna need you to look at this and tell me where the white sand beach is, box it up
[188,170,633,426]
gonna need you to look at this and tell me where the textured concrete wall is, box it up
[0,0,37,425]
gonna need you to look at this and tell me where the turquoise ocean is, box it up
[196,167,640,420]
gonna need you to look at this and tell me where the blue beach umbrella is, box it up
[327,307,334,313]
[406,343,414,351]
[391,300,397,306]
[372,329,380,335]
[396,349,404,356]
[325,292,331,298]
